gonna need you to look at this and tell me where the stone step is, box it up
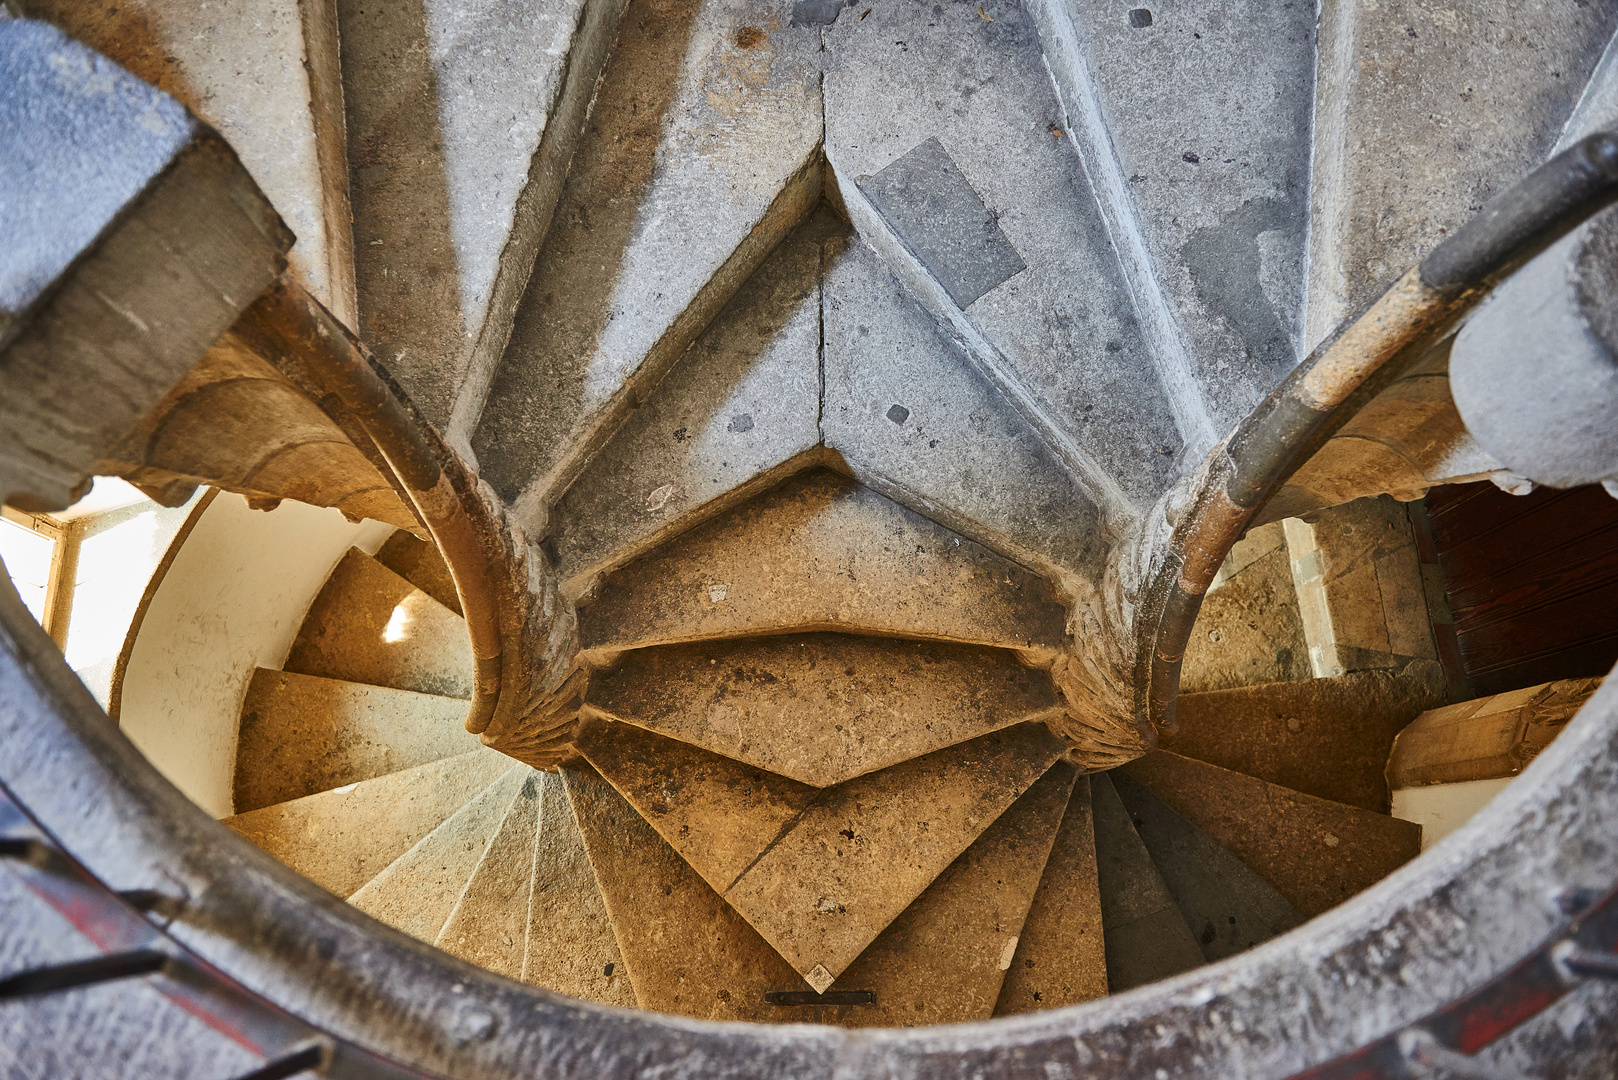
[1089,772,1206,992]
[1110,770,1303,963]
[1180,522,1312,695]
[824,2,1184,518]
[1121,751,1423,918]
[348,764,528,942]
[375,531,461,616]
[232,668,478,814]
[1166,663,1448,813]
[223,748,513,897]
[341,0,626,429]
[583,632,1065,787]
[470,0,824,512]
[576,469,1070,661]
[521,771,636,1008]
[994,773,1107,1014]
[830,760,1075,1027]
[284,547,473,699]
[549,207,831,592]
[436,772,544,979]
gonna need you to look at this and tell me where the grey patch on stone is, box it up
[885,404,910,424]
[1128,7,1151,28]
[856,138,1027,309]
[789,0,843,26]
[1182,197,1305,382]
[727,413,755,433]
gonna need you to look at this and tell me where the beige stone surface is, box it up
[585,633,1065,787]
[577,470,1069,660]
[523,772,636,1007]
[285,548,473,699]
[224,748,512,898]
[1388,677,1602,788]
[436,772,544,979]
[723,723,1067,988]
[1183,528,1312,694]
[833,762,1073,1027]
[349,765,526,943]
[232,668,478,813]
[995,772,1107,1014]
[375,531,461,616]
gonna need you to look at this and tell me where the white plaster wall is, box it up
[119,493,393,817]
[1393,777,1516,852]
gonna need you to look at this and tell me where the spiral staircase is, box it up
[4,0,1618,1077]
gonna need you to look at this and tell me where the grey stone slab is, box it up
[233,668,478,813]
[1110,770,1303,963]
[1028,0,1316,431]
[472,0,824,509]
[585,632,1065,787]
[339,0,622,426]
[821,228,1103,584]
[824,0,1184,516]
[577,469,1071,660]
[551,207,831,591]
[437,771,544,979]
[224,748,514,897]
[1089,771,1205,992]
[995,773,1108,1014]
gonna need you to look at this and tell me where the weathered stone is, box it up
[1111,770,1303,962]
[1089,772,1205,992]
[1123,751,1423,918]
[825,0,1183,518]
[473,0,824,510]
[577,470,1070,660]
[232,669,476,814]
[552,208,829,591]
[1182,526,1311,694]
[584,633,1065,787]
[437,771,544,979]
[1388,677,1603,789]
[995,773,1107,1014]
[830,761,1074,1027]
[522,771,636,1007]
[560,760,803,1020]
[722,723,1067,990]
[223,748,513,898]
[1168,662,1449,813]
[284,548,473,699]
[820,227,1103,585]
[375,531,461,616]
[349,764,527,941]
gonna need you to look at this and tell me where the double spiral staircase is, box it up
[3,0,1618,1076]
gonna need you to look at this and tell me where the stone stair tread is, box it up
[720,723,1068,990]
[560,760,803,1020]
[1166,663,1448,813]
[348,764,528,943]
[1180,522,1312,695]
[232,667,478,814]
[584,632,1065,787]
[284,547,474,699]
[223,748,513,898]
[551,207,830,590]
[1110,770,1303,963]
[831,760,1075,1027]
[995,773,1107,1014]
[521,771,636,1007]
[821,229,1104,585]
[1090,772,1206,992]
[1121,751,1423,918]
[471,0,823,507]
[577,469,1069,659]
[436,772,544,979]
[375,531,461,615]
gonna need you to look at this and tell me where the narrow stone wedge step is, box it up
[560,760,802,1021]
[472,0,824,508]
[232,669,478,813]
[349,764,527,943]
[577,469,1069,660]
[584,632,1065,787]
[224,748,513,897]
[284,548,473,699]
[1090,772,1205,992]
[522,771,636,1007]
[995,774,1107,1014]
[1110,771,1303,963]
[1121,751,1423,918]
[375,531,461,616]
[830,761,1075,1027]
[437,771,544,979]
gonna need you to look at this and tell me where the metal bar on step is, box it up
[0,950,170,999]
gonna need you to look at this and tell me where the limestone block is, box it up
[1181,524,1311,694]
[1388,677,1603,789]
[375,531,460,616]
[437,771,544,979]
